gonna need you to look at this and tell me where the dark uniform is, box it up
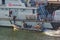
[9,10,12,17]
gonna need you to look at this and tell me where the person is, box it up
[21,0,25,3]
[29,0,35,7]
[9,10,12,17]
[24,0,28,7]
[9,10,13,24]
[37,13,40,20]
[12,9,17,24]
[2,0,5,5]
[13,16,16,24]
[35,0,39,7]
[22,21,27,28]
[37,3,46,21]
[29,0,35,14]
[34,23,41,29]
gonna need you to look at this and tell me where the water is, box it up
[0,27,60,40]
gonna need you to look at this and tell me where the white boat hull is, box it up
[0,20,12,26]
[44,29,60,37]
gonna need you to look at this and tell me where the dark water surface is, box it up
[0,27,60,40]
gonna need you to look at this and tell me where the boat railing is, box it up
[0,6,37,9]
[0,17,60,23]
